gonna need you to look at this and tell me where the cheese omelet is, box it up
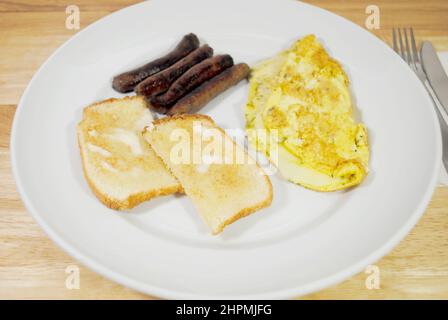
[245,35,369,191]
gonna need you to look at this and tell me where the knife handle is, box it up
[422,41,448,118]
[422,79,448,172]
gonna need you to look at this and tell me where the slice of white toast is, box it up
[143,114,273,234]
[77,96,182,210]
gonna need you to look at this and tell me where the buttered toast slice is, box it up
[143,114,273,234]
[77,96,182,210]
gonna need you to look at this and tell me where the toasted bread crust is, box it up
[202,115,273,234]
[82,96,149,120]
[152,113,214,126]
[78,96,183,210]
[148,114,273,234]
[213,186,273,234]
[84,95,147,110]
[77,124,182,210]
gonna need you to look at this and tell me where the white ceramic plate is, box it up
[11,0,441,299]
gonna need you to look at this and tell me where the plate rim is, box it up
[10,0,442,299]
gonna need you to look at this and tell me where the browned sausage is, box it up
[145,98,171,114]
[135,45,213,97]
[167,63,250,115]
[150,54,234,108]
[112,33,199,93]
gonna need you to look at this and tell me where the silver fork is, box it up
[393,27,448,172]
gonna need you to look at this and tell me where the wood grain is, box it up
[0,0,139,12]
[1,0,448,299]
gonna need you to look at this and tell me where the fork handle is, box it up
[421,79,448,173]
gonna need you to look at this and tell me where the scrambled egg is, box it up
[245,35,369,191]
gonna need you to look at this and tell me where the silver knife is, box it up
[421,41,448,117]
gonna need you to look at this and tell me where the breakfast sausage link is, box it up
[135,45,213,97]
[112,33,199,93]
[145,97,170,114]
[150,54,234,108]
[167,63,250,115]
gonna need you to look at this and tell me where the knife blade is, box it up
[421,41,448,117]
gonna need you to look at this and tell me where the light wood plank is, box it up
[0,12,112,105]
[0,0,140,12]
[306,0,448,51]
[1,0,448,299]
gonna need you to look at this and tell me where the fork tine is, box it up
[404,28,412,64]
[392,28,399,54]
[409,27,420,64]
[398,28,406,61]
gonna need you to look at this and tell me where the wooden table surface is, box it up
[1,0,448,299]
